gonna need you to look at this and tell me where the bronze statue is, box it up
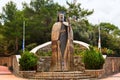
[50,12,74,71]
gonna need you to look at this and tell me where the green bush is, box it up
[74,44,87,57]
[26,43,37,51]
[19,51,38,71]
[36,50,52,56]
[83,46,105,69]
[101,48,114,55]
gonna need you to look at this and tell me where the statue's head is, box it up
[57,11,66,22]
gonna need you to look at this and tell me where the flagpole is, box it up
[22,21,25,53]
[98,25,101,53]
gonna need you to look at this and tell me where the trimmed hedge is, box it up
[83,46,105,69]
[19,51,38,71]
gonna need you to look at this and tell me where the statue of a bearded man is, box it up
[50,11,74,71]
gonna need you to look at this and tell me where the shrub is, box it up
[83,46,105,69]
[101,48,114,55]
[26,43,37,51]
[74,44,87,57]
[36,50,52,56]
[19,51,38,71]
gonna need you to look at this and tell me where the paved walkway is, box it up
[0,66,11,75]
[0,75,27,80]
[100,73,120,80]
[0,66,26,80]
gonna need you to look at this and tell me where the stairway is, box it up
[32,71,95,80]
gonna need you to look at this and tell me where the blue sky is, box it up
[0,0,120,28]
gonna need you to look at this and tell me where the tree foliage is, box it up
[23,0,66,45]
[0,0,120,56]
[66,1,93,19]
[2,1,17,22]
[1,1,23,54]
[99,23,120,54]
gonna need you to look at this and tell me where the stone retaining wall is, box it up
[13,55,120,79]
[85,69,104,78]
[37,56,85,72]
[12,55,20,76]
[103,57,120,76]
[37,56,51,72]
[19,71,36,78]
[0,56,13,67]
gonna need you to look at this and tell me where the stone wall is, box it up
[0,56,13,67]
[85,69,104,78]
[74,56,85,72]
[19,71,36,78]
[37,56,85,72]
[103,57,120,76]
[12,55,20,76]
[37,56,51,72]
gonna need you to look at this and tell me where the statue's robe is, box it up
[50,22,74,71]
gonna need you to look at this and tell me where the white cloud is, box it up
[0,0,30,12]
[54,0,120,28]
[78,0,120,28]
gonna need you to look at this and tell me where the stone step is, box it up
[35,73,89,77]
[32,71,94,79]
[35,72,85,77]
[33,76,92,79]
[36,71,83,74]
